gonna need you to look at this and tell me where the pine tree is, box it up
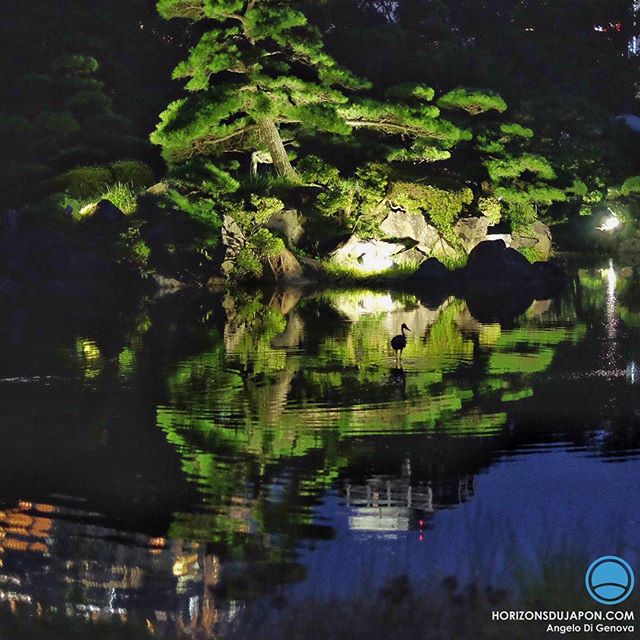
[151,0,366,179]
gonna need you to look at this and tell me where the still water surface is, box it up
[0,261,639,635]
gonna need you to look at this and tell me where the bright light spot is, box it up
[79,202,97,217]
[627,361,637,384]
[331,238,398,274]
[606,260,618,290]
[597,214,621,232]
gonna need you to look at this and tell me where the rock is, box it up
[90,199,127,224]
[454,216,490,253]
[380,209,440,250]
[430,237,459,260]
[221,215,246,277]
[146,182,170,196]
[484,233,514,247]
[392,246,428,266]
[502,247,535,279]
[299,256,324,277]
[263,247,304,282]
[465,239,535,288]
[331,236,406,273]
[512,220,553,260]
[466,238,507,272]
[412,257,450,283]
[531,259,566,281]
[267,209,304,247]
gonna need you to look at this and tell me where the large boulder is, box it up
[465,239,535,289]
[263,247,304,282]
[380,209,440,251]
[267,208,304,247]
[454,216,491,253]
[512,220,553,260]
[411,257,450,283]
[90,199,127,224]
[430,237,460,260]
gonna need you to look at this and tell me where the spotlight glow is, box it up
[597,215,621,232]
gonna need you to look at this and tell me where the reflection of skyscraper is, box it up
[0,501,223,637]
[630,0,640,56]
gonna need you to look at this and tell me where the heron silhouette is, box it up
[391,323,411,364]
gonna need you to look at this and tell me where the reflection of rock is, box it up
[385,297,452,337]
[330,291,406,322]
[264,248,304,282]
[454,216,490,253]
[152,274,186,291]
[465,288,535,324]
[251,368,296,425]
[271,313,304,349]
[267,288,302,315]
[527,299,552,317]
[267,208,304,247]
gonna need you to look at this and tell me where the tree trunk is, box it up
[258,119,298,181]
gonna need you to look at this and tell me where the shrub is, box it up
[111,160,155,189]
[227,195,286,280]
[116,226,152,278]
[388,181,474,238]
[57,165,113,198]
[164,190,222,236]
[620,176,640,196]
[298,156,389,235]
[477,196,502,225]
[101,182,138,214]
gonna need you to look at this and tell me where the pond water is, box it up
[0,260,639,636]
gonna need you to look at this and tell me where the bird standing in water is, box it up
[391,323,411,365]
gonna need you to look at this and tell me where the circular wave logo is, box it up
[585,556,635,605]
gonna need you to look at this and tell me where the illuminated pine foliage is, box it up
[151,2,477,181]
[152,0,367,179]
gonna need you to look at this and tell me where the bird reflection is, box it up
[389,366,406,394]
